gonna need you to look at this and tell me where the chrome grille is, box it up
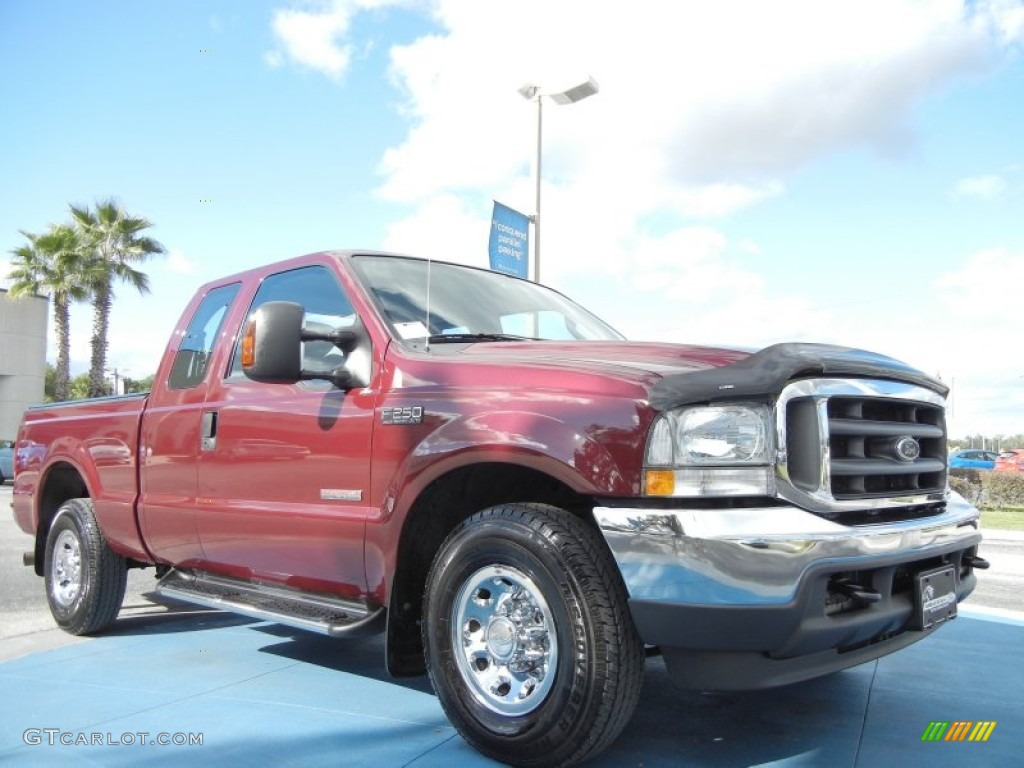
[777,379,949,513]
[826,397,946,498]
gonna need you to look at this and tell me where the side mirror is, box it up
[241,301,368,389]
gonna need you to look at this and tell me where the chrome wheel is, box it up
[451,565,558,716]
[51,529,83,608]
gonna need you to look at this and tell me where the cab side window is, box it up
[228,265,357,378]
[168,283,241,390]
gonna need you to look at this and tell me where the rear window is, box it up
[168,283,241,390]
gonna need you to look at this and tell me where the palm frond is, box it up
[68,204,95,228]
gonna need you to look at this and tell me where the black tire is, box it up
[423,503,644,767]
[43,498,127,635]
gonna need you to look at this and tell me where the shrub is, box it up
[949,467,982,485]
[950,475,983,505]
[981,472,1024,508]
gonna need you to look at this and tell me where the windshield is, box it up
[350,255,624,344]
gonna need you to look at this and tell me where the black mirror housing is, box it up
[241,301,369,389]
[242,301,304,383]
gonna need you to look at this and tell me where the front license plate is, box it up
[913,565,957,630]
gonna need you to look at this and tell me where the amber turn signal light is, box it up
[644,469,675,497]
[241,320,256,368]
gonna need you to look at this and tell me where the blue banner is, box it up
[488,201,530,279]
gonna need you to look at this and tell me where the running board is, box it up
[156,569,385,638]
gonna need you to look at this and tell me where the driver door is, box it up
[196,264,374,598]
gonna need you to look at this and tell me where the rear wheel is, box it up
[423,503,644,767]
[44,498,127,635]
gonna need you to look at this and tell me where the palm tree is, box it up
[70,199,165,397]
[7,225,93,401]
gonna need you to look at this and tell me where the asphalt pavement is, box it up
[2,483,1022,766]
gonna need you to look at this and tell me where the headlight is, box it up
[644,405,774,497]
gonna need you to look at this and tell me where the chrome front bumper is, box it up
[594,492,981,607]
[595,492,982,689]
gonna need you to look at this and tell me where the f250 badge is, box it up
[381,406,424,425]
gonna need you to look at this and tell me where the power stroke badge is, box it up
[381,406,424,426]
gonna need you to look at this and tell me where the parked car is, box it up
[994,449,1024,472]
[0,441,13,483]
[949,449,999,470]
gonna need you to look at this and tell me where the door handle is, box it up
[201,411,218,452]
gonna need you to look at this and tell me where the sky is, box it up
[1,0,1022,438]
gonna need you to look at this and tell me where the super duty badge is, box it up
[381,406,424,425]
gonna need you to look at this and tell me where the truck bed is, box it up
[13,393,149,563]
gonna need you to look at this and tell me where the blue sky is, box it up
[1,0,1022,437]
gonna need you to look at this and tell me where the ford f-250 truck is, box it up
[12,251,985,766]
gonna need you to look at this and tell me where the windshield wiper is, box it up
[425,333,539,344]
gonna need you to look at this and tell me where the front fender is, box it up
[387,410,635,517]
[365,408,638,617]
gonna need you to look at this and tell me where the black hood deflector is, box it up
[649,342,947,411]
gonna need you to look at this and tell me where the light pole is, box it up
[105,366,128,396]
[518,76,599,283]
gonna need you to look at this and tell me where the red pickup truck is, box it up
[12,251,985,766]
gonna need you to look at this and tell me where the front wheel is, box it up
[44,498,127,635]
[423,503,644,767]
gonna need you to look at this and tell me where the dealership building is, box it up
[0,288,48,440]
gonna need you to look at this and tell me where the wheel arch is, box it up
[32,462,91,576]
[384,461,597,677]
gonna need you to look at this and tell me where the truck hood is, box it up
[451,340,946,409]
[453,340,751,381]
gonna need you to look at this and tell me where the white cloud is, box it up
[263,0,1024,435]
[267,1,358,79]
[936,247,1024,322]
[901,248,1024,435]
[668,182,785,219]
[164,250,197,275]
[265,0,1020,215]
[953,174,1009,199]
[376,0,1011,202]
[267,0,412,78]
[597,226,830,349]
[380,195,488,264]
[991,0,1024,42]
[359,0,1024,344]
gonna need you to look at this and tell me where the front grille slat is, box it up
[831,458,946,477]
[828,419,944,439]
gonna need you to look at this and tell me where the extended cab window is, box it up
[228,265,358,378]
[168,283,241,390]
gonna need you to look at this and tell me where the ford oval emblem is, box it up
[895,436,921,462]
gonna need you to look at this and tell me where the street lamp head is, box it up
[517,77,600,105]
[517,83,540,100]
[548,76,599,105]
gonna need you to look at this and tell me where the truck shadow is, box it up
[251,622,877,767]
[103,592,259,636]
[252,624,437,695]
[102,594,879,766]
